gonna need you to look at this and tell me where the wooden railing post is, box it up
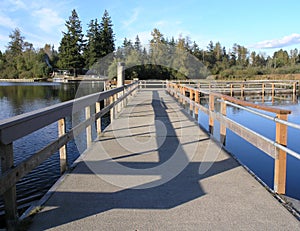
[0,142,18,230]
[262,83,265,96]
[85,106,92,148]
[124,87,129,106]
[209,94,215,134]
[230,84,233,97]
[220,100,227,145]
[274,113,288,194]
[189,89,194,116]
[58,118,67,174]
[110,95,115,122]
[96,102,101,135]
[293,82,297,95]
[180,87,184,105]
[241,84,244,96]
[175,84,179,99]
[117,62,125,112]
[194,90,200,120]
[114,94,118,116]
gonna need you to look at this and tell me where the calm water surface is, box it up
[0,82,106,211]
[198,94,300,200]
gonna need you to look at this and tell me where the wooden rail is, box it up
[137,79,299,95]
[167,81,300,196]
[0,81,138,230]
[188,80,299,96]
[138,80,167,88]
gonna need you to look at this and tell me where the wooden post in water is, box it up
[274,113,288,194]
[58,118,67,173]
[209,94,215,134]
[0,142,18,230]
[85,106,92,148]
[220,100,227,145]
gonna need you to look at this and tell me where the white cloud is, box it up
[0,14,17,29]
[122,8,140,28]
[32,8,65,33]
[251,33,300,49]
[8,0,27,10]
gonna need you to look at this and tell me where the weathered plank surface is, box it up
[28,89,299,230]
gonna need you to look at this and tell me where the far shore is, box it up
[1,73,300,83]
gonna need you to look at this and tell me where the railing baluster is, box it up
[58,118,67,174]
[189,89,194,116]
[0,142,18,230]
[85,106,92,148]
[220,100,227,145]
[194,90,200,120]
[274,113,288,194]
[209,94,215,135]
[110,95,114,122]
[96,102,101,135]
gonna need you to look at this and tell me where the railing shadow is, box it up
[28,90,239,230]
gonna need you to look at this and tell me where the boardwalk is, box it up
[28,89,300,230]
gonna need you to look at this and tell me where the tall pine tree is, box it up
[99,10,115,57]
[84,19,101,68]
[58,9,85,76]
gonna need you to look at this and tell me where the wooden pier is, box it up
[27,88,299,230]
[0,74,300,229]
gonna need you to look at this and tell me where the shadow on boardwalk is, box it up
[28,90,299,230]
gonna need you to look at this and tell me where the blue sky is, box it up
[1,0,300,56]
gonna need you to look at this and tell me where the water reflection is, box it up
[0,81,106,212]
[198,93,300,200]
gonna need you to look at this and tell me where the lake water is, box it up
[0,81,107,212]
[0,82,299,215]
[198,94,300,200]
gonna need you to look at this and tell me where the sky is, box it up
[1,0,300,56]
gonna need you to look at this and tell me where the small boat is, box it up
[52,77,68,83]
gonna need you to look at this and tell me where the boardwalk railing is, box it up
[139,80,167,88]
[138,79,299,95]
[181,80,299,96]
[167,81,300,195]
[0,81,138,229]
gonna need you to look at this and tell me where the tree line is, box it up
[1,9,300,79]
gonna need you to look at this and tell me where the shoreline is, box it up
[0,78,36,82]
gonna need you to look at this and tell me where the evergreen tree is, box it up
[99,10,115,57]
[7,28,24,56]
[58,9,85,76]
[84,19,101,68]
[273,49,289,68]
[4,29,25,78]
[134,35,142,52]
